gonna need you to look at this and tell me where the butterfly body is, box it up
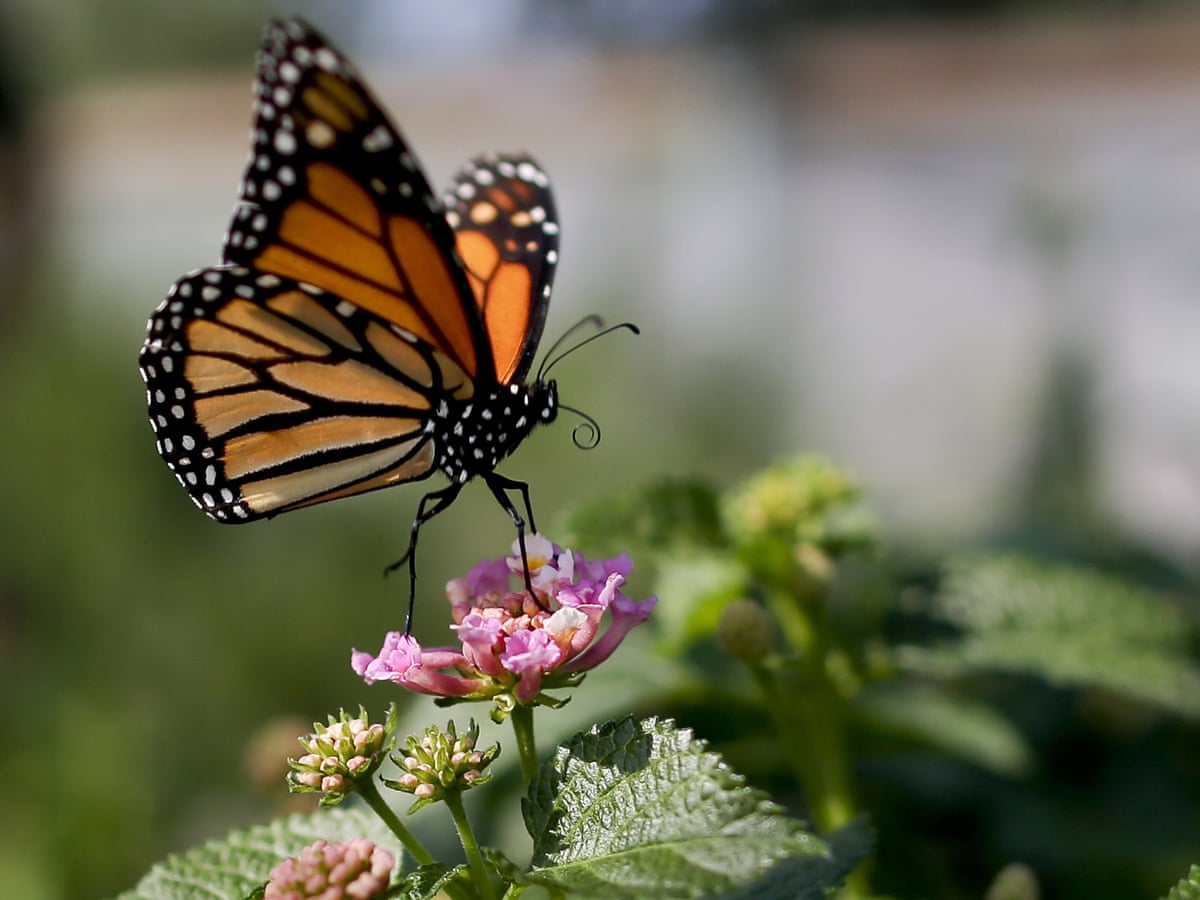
[434,382,558,487]
[139,18,573,620]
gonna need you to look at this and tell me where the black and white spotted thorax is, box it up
[434,380,558,484]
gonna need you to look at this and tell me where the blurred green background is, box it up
[3,1,1200,898]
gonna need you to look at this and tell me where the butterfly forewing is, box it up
[221,18,494,384]
[139,266,475,522]
[141,15,574,583]
[444,154,559,385]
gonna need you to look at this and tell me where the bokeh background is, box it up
[3,1,1200,897]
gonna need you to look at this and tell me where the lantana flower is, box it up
[263,838,393,900]
[351,536,656,712]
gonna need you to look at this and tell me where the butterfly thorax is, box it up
[435,380,558,485]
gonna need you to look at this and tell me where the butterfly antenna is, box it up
[537,319,640,382]
[558,403,603,450]
[537,314,602,379]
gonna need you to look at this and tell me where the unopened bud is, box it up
[716,599,775,663]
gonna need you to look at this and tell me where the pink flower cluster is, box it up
[264,838,393,900]
[352,536,656,705]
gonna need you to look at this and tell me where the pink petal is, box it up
[500,628,563,675]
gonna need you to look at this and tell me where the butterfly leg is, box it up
[484,473,540,602]
[386,482,464,634]
[487,472,538,533]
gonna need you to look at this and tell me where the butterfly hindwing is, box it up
[444,154,559,385]
[221,18,495,384]
[139,266,477,522]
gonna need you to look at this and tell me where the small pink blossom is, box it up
[351,632,488,697]
[351,536,656,710]
[264,838,393,899]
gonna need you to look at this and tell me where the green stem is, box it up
[756,586,870,898]
[358,777,435,867]
[770,662,856,833]
[510,703,539,785]
[763,587,815,653]
[445,790,499,900]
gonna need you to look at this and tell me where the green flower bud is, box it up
[724,456,877,592]
[716,599,776,663]
[383,720,499,812]
[287,706,395,806]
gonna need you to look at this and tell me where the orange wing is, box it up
[140,19,571,528]
[443,154,559,385]
[221,18,494,386]
[139,267,470,522]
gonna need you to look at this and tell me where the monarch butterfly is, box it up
[138,17,629,629]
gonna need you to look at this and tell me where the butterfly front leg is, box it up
[484,472,540,603]
[388,482,465,634]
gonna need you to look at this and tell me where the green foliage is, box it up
[1163,865,1200,900]
[562,460,877,630]
[519,717,828,898]
[554,466,1200,899]
[559,477,727,558]
[112,807,403,900]
[715,817,876,900]
[116,716,850,900]
[722,456,877,592]
[561,459,877,566]
[561,479,743,653]
[651,553,747,653]
[900,554,1200,717]
[396,863,469,900]
[853,683,1034,777]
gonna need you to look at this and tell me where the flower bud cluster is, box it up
[287,707,394,805]
[264,838,393,900]
[724,456,877,593]
[384,720,498,812]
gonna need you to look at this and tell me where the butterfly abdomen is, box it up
[435,380,557,485]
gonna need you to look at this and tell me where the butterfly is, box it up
[138,17,614,629]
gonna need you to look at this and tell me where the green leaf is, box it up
[899,554,1200,718]
[715,817,875,899]
[1162,864,1200,900]
[112,806,404,900]
[652,552,747,652]
[854,683,1034,777]
[395,863,468,900]
[559,478,727,558]
[522,717,827,898]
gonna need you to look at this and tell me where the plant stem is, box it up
[764,587,815,653]
[510,703,539,785]
[445,790,499,900]
[358,777,436,867]
[759,586,870,898]
[773,662,856,833]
